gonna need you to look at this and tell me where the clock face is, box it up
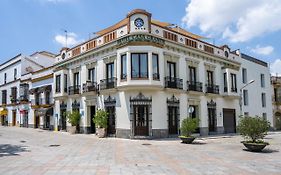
[134,18,144,28]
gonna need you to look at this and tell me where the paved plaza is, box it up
[0,126,281,175]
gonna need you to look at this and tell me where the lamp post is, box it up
[239,80,255,116]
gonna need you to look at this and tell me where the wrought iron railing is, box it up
[187,81,203,92]
[205,84,219,94]
[83,82,97,93]
[153,73,160,80]
[100,77,117,90]
[68,85,80,95]
[164,76,183,89]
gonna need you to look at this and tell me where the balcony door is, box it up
[133,105,149,136]
[167,62,176,87]
[106,106,116,135]
[106,62,114,88]
[168,106,178,135]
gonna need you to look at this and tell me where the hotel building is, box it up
[52,9,273,138]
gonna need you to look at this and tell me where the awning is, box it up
[35,107,53,116]
[0,109,8,116]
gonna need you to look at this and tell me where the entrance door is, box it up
[23,112,28,128]
[134,105,149,136]
[12,110,16,126]
[35,115,40,128]
[45,115,50,129]
[208,108,216,132]
[106,106,116,135]
[168,106,178,135]
[61,109,67,131]
[223,108,236,133]
[90,106,96,133]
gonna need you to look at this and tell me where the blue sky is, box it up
[0,0,280,74]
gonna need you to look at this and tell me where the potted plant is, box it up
[66,110,81,134]
[179,117,199,144]
[237,115,270,152]
[93,109,108,138]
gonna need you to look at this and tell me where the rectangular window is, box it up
[262,113,267,120]
[243,89,248,106]
[73,72,80,86]
[4,73,6,84]
[204,45,214,54]
[223,73,227,92]
[167,61,176,78]
[2,90,7,105]
[242,68,247,84]
[106,62,114,79]
[55,75,61,93]
[262,93,266,107]
[14,69,17,80]
[88,68,95,82]
[11,87,17,100]
[189,66,196,83]
[207,71,214,85]
[64,74,67,93]
[152,54,159,80]
[131,53,148,79]
[261,74,265,87]
[231,73,237,92]
[121,54,127,80]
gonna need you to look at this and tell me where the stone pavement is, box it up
[0,126,281,175]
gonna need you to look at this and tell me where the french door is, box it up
[106,106,116,135]
[134,105,149,136]
[208,108,216,132]
[168,106,178,135]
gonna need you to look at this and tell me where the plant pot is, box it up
[179,136,195,144]
[96,128,106,138]
[68,126,76,134]
[242,141,269,152]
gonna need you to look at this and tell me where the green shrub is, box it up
[180,117,199,137]
[237,116,270,143]
[66,110,81,126]
[93,109,108,128]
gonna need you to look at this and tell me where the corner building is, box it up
[53,9,273,138]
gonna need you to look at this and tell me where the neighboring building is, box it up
[0,51,55,127]
[271,76,281,130]
[52,9,273,139]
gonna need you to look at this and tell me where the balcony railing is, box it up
[164,76,183,89]
[31,97,52,106]
[19,94,29,102]
[83,81,97,93]
[231,88,237,93]
[100,77,117,90]
[205,84,219,94]
[187,81,203,92]
[153,73,160,80]
[68,85,81,95]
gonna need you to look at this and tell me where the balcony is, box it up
[205,84,219,94]
[100,77,117,90]
[83,81,97,93]
[68,85,81,95]
[187,81,203,92]
[19,95,29,102]
[165,76,183,89]
[153,73,160,80]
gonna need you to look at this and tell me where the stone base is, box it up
[28,124,34,128]
[200,127,209,136]
[152,129,168,138]
[79,126,92,134]
[116,128,131,139]
[216,126,224,134]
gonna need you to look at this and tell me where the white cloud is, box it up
[251,45,274,55]
[182,0,281,42]
[54,32,82,47]
[270,59,281,75]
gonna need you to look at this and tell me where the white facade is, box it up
[52,9,273,138]
[0,52,55,127]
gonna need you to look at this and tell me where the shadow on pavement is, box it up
[0,144,29,157]
[243,148,279,154]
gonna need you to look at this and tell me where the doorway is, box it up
[133,105,149,136]
[35,115,40,128]
[60,109,67,131]
[90,106,96,133]
[168,106,178,135]
[12,110,16,126]
[208,108,216,132]
[223,108,236,133]
[106,106,116,135]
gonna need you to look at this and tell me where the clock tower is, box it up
[127,9,151,34]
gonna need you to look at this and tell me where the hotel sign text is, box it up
[117,34,165,47]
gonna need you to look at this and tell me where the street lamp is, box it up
[239,79,255,116]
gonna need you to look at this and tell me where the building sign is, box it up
[117,34,165,47]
